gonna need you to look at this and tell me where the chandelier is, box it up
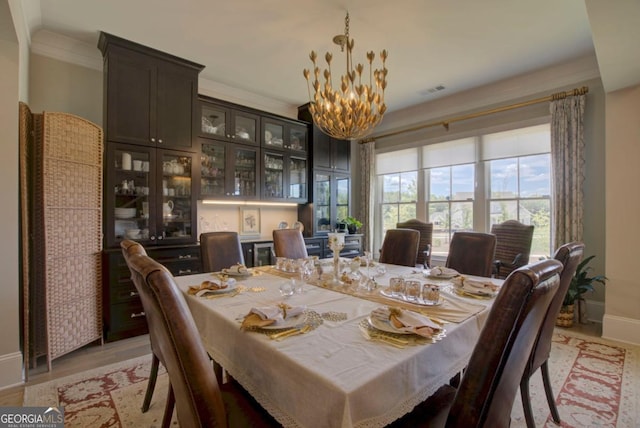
[303,12,388,140]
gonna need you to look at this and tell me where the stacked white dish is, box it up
[115,207,136,219]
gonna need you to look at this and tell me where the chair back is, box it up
[121,240,227,428]
[379,228,420,267]
[273,229,308,259]
[200,231,245,272]
[527,241,584,374]
[396,219,433,267]
[447,258,563,428]
[445,231,497,277]
[490,220,535,279]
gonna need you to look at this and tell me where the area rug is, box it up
[23,329,639,427]
[23,355,177,427]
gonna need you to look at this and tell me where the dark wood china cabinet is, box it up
[100,32,204,341]
[297,104,352,237]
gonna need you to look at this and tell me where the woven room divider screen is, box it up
[20,104,104,372]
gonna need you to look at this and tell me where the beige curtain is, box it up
[550,94,586,250]
[358,141,375,253]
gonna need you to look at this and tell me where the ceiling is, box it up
[17,0,633,115]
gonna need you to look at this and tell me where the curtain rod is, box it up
[360,85,589,143]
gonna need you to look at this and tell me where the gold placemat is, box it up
[308,279,485,323]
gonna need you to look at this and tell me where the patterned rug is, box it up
[23,329,639,427]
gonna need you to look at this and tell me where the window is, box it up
[428,164,475,254]
[374,124,552,260]
[488,154,551,258]
[377,149,418,233]
[381,171,418,230]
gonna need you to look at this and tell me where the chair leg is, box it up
[141,352,160,412]
[541,360,561,423]
[520,376,536,428]
[161,383,175,428]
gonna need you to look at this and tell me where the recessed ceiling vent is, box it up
[419,85,446,96]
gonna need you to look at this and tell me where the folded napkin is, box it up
[188,279,235,296]
[371,307,441,338]
[240,303,306,330]
[451,276,499,296]
[429,266,459,278]
[225,263,249,275]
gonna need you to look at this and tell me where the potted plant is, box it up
[557,255,607,327]
[343,216,363,234]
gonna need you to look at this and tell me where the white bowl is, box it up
[115,207,137,219]
[125,228,141,239]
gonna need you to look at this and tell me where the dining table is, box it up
[173,261,503,428]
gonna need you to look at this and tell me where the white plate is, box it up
[455,286,495,297]
[379,289,444,306]
[367,316,413,335]
[221,269,251,277]
[259,313,305,330]
[196,282,237,296]
[427,273,457,280]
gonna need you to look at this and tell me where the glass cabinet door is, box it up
[264,121,284,149]
[336,175,350,224]
[201,141,226,197]
[200,104,227,139]
[315,172,331,233]
[159,152,193,241]
[288,156,307,200]
[289,125,307,152]
[112,146,152,242]
[264,152,284,198]
[231,146,258,197]
[232,111,259,145]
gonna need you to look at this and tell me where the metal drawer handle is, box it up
[131,311,146,318]
[179,269,192,275]
[129,291,139,297]
[178,254,192,259]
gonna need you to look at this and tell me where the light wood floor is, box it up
[0,334,151,406]
[0,322,603,407]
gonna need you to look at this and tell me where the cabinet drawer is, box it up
[109,300,148,333]
[163,259,201,276]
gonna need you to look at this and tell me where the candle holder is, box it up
[328,232,345,285]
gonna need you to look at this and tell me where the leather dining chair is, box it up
[520,241,585,428]
[445,231,497,277]
[200,231,245,272]
[491,220,535,279]
[379,228,421,267]
[389,258,563,428]
[396,219,433,268]
[121,239,279,428]
[120,240,162,414]
[272,229,308,259]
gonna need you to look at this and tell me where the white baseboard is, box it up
[584,299,605,323]
[0,352,23,390]
[602,314,640,346]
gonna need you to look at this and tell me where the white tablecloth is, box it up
[174,266,498,428]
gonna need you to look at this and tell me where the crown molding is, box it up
[376,54,601,134]
[31,29,103,71]
[30,29,299,119]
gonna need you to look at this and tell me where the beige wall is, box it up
[0,0,25,388]
[603,84,640,344]
[29,53,102,126]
